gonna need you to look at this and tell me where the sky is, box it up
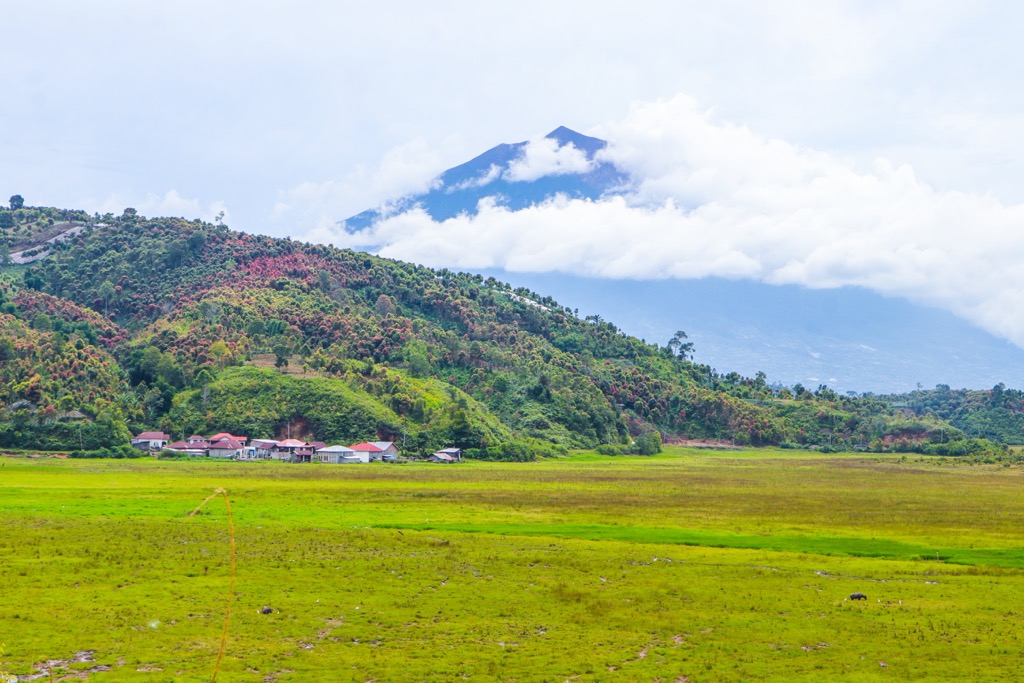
[6,2,1024,344]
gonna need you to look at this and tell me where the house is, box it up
[131,431,171,451]
[292,448,314,463]
[436,447,462,462]
[164,440,208,456]
[237,446,259,460]
[349,442,385,462]
[269,447,292,462]
[209,432,248,446]
[207,438,243,458]
[316,445,359,463]
[251,439,279,460]
[370,441,400,460]
[428,452,456,463]
[275,438,308,459]
[186,435,212,449]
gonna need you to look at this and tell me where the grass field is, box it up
[2,448,1023,681]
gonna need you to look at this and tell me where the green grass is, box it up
[1,449,1024,681]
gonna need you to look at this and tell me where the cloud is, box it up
[327,94,1024,348]
[275,137,445,242]
[92,190,229,224]
[445,164,503,192]
[504,137,595,182]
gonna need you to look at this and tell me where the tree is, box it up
[142,385,165,421]
[272,342,292,370]
[375,294,396,316]
[155,354,185,388]
[405,342,431,378]
[209,340,231,367]
[666,330,694,360]
[187,230,207,253]
[317,270,332,292]
[635,430,662,455]
[97,280,116,316]
[9,195,24,210]
[31,313,53,331]
[0,211,13,230]
[0,338,14,361]
[23,268,45,290]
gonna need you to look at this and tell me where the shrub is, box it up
[634,430,662,455]
[464,439,567,462]
[70,444,143,459]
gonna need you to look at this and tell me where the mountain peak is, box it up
[544,126,608,157]
[342,126,630,231]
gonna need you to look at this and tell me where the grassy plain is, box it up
[2,448,1023,681]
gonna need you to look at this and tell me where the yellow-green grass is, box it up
[1,449,1023,681]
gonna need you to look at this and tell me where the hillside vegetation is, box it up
[878,383,1024,444]
[0,203,1015,457]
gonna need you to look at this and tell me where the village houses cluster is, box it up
[130,431,462,463]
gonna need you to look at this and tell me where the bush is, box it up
[0,420,131,451]
[70,444,143,459]
[463,439,568,462]
[634,431,662,455]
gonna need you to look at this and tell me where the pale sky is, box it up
[6,2,1024,343]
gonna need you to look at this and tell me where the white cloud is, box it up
[275,137,445,238]
[327,94,1024,348]
[504,137,595,182]
[92,190,229,224]
[446,164,503,192]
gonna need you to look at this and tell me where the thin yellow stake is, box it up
[189,488,236,683]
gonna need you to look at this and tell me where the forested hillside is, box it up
[0,202,1013,458]
[878,384,1024,444]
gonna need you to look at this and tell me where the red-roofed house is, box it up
[349,442,385,462]
[165,440,208,456]
[208,438,243,458]
[209,433,248,446]
[269,438,311,462]
[131,431,171,451]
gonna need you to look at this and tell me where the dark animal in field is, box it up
[261,606,274,614]
[850,592,867,600]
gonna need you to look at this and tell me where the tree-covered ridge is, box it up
[11,289,128,348]
[166,365,513,452]
[878,384,1024,445]
[0,312,136,422]
[0,205,1014,457]
[0,202,92,255]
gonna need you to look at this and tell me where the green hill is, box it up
[0,205,1012,458]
